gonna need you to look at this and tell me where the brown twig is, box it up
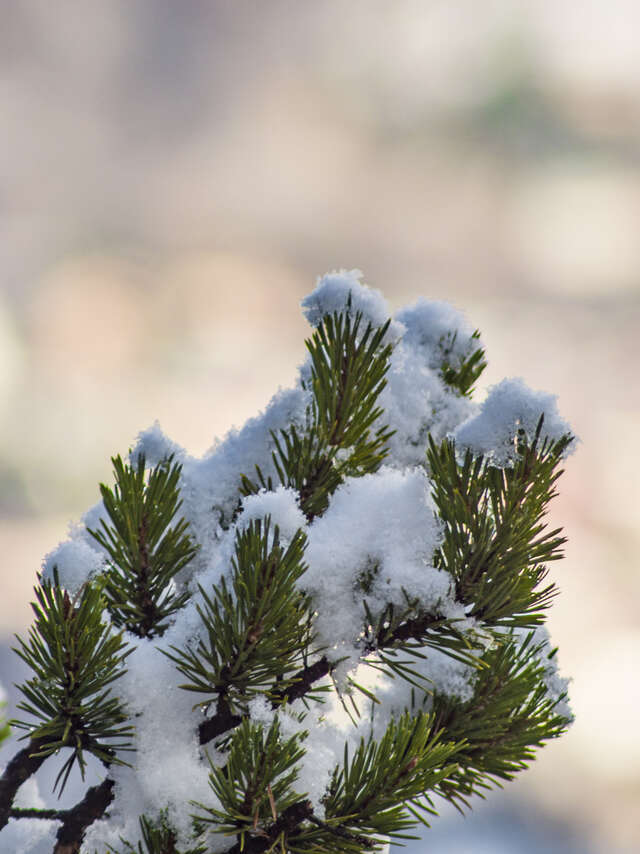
[53,777,115,854]
[0,737,49,830]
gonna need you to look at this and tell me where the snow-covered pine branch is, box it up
[0,271,575,854]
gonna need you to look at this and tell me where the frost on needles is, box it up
[0,270,576,854]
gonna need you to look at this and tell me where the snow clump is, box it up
[454,377,575,466]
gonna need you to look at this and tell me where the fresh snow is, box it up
[454,377,575,466]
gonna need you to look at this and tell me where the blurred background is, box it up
[1,2,639,851]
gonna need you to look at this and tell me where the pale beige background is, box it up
[1,2,639,850]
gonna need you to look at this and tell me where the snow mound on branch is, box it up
[453,377,575,465]
[238,486,306,543]
[380,338,475,468]
[518,626,573,722]
[304,467,451,653]
[131,421,187,467]
[397,297,482,373]
[41,537,105,594]
[301,269,404,342]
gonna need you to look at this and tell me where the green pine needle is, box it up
[105,813,206,854]
[12,576,134,794]
[438,329,487,398]
[428,418,574,627]
[89,454,198,638]
[0,703,10,745]
[432,630,571,807]
[319,712,460,843]
[194,717,307,840]
[165,519,314,713]
[241,310,395,520]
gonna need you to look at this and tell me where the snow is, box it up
[301,269,404,342]
[396,297,483,374]
[304,467,451,656]
[380,338,475,468]
[41,537,105,594]
[237,486,306,543]
[131,420,187,468]
[453,377,575,466]
[518,626,573,722]
[13,271,575,852]
[82,639,214,852]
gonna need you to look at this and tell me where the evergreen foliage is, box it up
[0,274,576,854]
[240,309,394,520]
[106,814,206,854]
[12,576,134,794]
[427,421,573,628]
[195,718,307,844]
[0,704,9,745]
[437,329,487,398]
[430,630,570,809]
[165,520,314,715]
[88,454,198,638]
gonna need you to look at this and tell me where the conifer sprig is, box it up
[241,310,395,520]
[432,631,571,808]
[89,454,197,638]
[0,704,9,745]
[195,718,307,845]
[428,419,573,627]
[12,577,133,794]
[318,712,460,845]
[438,329,487,397]
[106,814,206,854]
[165,520,314,716]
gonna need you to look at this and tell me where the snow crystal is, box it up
[301,269,404,341]
[304,467,450,656]
[131,420,186,467]
[380,339,475,468]
[453,377,575,466]
[237,486,306,543]
[396,297,482,374]
[41,537,105,593]
[84,638,213,851]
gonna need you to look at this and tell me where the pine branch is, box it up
[0,737,49,830]
[196,608,468,748]
[53,777,115,854]
[167,520,314,721]
[11,578,133,795]
[428,421,574,628]
[104,813,208,854]
[241,310,394,520]
[195,718,308,851]
[89,454,197,638]
[438,329,487,398]
[431,631,571,808]
[3,780,117,854]
[320,712,460,843]
[223,799,314,854]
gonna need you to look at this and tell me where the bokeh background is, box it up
[1,2,639,852]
